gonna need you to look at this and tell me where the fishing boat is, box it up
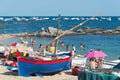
[17,14,73,77]
[17,51,72,77]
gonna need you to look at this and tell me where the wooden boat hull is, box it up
[17,52,72,77]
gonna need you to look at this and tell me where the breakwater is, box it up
[11,26,120,37]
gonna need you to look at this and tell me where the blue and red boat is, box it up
[17,51,72,77]
[17,15,74,77]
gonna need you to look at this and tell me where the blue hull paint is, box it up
[18,59,72,77]
[18,52,72,77]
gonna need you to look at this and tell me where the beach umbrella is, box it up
[84,50,107,58]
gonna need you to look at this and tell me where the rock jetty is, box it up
[77,26,120,35]
[11,26,120,37]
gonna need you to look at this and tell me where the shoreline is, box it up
[0,34,15,41]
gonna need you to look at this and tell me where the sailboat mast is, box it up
[54,14,61,54]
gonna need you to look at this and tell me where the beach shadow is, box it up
[64,71,73,75]
[1,71,18,76]
[64,70,78,76]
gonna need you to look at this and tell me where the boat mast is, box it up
[54,14,61,54]
[43,15,98,52]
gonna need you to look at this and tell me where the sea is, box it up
[0,16,120,60]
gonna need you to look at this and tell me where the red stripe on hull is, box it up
[18,57,71,64]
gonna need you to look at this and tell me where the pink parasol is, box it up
[84,50,107,58]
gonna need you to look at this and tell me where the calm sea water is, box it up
[0,16,120,60]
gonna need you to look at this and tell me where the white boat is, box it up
[103,60,120,68]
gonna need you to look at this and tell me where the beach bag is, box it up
[10,62,17,67]
[72,67,79,75]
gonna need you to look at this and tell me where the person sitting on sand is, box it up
[95,49,104,69]
[3,57,18,67]
[89,58,96,71]
[97,57,104,69]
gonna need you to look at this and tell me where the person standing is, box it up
[38,44,43,52]
[30,38,36,49]
[49,41,55,53]
[45,45,49,51]
[72,44,76,56]
[24,32,28,39]
[72,44,76,52]
[66,44,70,51]
[89,58,96,71]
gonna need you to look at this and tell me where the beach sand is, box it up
[0,65,77,80]
[0,34,78,80]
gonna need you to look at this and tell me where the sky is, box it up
[0,0,119,16]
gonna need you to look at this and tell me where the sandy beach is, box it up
[0,65,77,80]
